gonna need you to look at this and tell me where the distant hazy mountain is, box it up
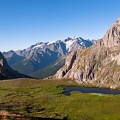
[3,36,93,77]
[0,52,29,80]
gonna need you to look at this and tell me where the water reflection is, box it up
[64,86,120,96]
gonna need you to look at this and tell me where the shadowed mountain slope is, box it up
[0,52,29,80]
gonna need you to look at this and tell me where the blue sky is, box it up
[0,0,120,52]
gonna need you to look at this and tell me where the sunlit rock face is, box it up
[101,18,120,48]
[55,18,120,88]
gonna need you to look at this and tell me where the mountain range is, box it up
[3,36,93,78]
[55,18,120,89]
[1,18,120,87]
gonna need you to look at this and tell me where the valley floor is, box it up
[0,78,120,120]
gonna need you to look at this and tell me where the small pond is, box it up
[64,86,120,96]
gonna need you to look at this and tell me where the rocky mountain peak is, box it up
[64,37,72,42]
[55,18,120,88]
[100,18,120,48]
[114,18,120,24]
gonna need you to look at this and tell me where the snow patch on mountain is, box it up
[47,41,56,45]
[32,44,44,49]
[65,40,75,50]
[31,36,93,52]
[80,42,84,46]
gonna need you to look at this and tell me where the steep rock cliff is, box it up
[55,18,120,88]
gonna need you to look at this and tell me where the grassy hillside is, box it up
[0,78,120,120]
[11,59,41,75]
[31,57,65,79]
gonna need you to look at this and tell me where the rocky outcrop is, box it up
[0,52,29,80]
[101,18,120,48]
[0,110,29,120]
[55,50,78,78]
[55,18,120,88]
[0,110,67,120]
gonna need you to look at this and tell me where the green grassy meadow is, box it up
[0,78,120,120]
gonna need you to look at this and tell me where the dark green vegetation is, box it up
[10,52,62,75]
[9,56,65,79]
[0,78,120,120]
[31,57,65,79]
